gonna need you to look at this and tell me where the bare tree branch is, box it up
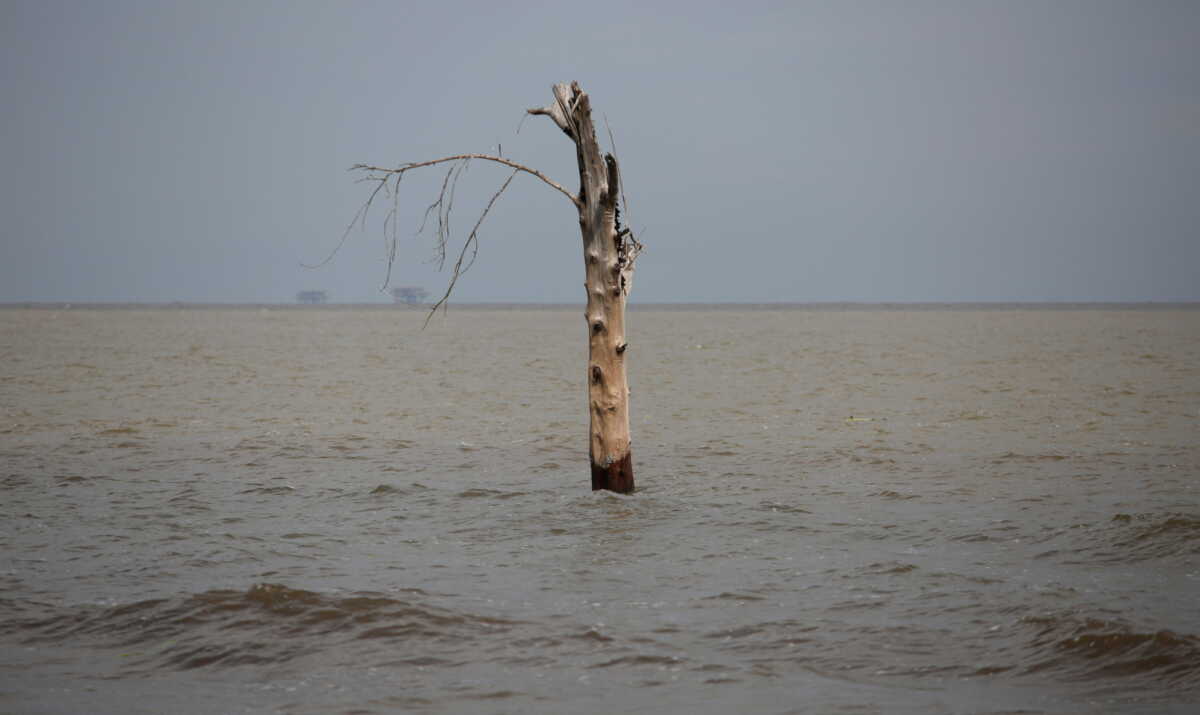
[312,151,578,322]
[423,168,520,327]
[323,153,579,325]
[527,85,579,137]
[353,154,578,208]
[350,155,544,323]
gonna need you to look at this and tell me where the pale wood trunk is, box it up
[530,82,638,493]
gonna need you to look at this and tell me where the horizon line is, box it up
[4,300,1198,310]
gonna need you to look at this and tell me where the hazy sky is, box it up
[2,0,1197,303]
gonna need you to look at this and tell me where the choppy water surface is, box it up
[2,305,1198,714]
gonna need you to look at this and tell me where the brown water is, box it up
[2,305,1198,714]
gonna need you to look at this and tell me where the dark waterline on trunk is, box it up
[591,450,635,493]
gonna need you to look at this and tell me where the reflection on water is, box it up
[1,305,1198,713]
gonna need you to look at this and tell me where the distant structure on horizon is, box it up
[391,286,428,305]
[296,290,328,304]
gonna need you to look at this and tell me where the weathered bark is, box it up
[530,82,639,493]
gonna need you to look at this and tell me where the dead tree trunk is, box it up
[530,82,640,493]
[335,82,640,493]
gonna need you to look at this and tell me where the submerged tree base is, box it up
[591,451,634,494]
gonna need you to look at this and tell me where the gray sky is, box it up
[2,0,1197,303]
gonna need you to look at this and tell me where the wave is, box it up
[3,583,517,670]
[1018,613,1200,690]
[1108,512,1200,560]
[1066,512,1200,564]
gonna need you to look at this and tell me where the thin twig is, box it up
[301,175,388,269]
[437,159,470,270]
[379,173,403,291]
[417,165,455,238]
[424,168,519,327]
